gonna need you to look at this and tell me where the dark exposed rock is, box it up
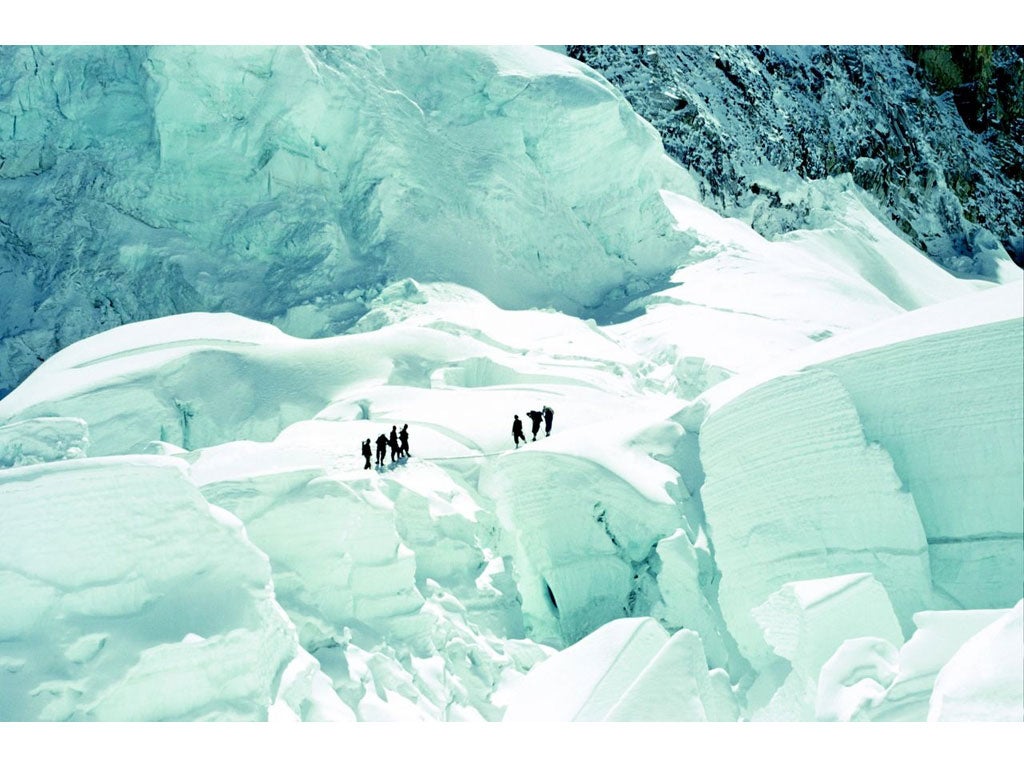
[568,45,1023,277]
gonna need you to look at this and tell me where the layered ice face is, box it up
[0,45,699,395]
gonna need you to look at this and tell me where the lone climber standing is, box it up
[399,424,410,459]
[542,405,554,437]
[526,410,543,441]
[361,438,372,470]
[512,415,526,448]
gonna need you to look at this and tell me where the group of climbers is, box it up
[362,424,410,469]
[513,405,553,448]
[359,404,555,467]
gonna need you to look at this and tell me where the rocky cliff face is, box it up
[567,45,1023,275]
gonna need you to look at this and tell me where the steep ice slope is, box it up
[0,44,699,395]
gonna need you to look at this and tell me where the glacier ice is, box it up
[868,606,1014,721]
[0,44,1021,721]
[0,45,700,395]
[927,600,1024,722]
[0,455,324,720]
[749,573,904,720]
[1,246,1019,722]
[503,617,737,721]
[699,365,935,672]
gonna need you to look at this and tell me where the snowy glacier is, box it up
[0,44,698,395]
[0,44,1021,725]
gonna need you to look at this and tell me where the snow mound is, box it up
[503,617,736,721]
[927,600,1024,722]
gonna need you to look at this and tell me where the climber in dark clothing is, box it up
[389,426,400,463]
[512,415,526,448]
[361,438,372,470]
[542,405,554,437]
[399,424,410,458]
[375,433,389,467]
[526,410,543,441]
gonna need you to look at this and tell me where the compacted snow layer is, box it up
[693,282,1023,626]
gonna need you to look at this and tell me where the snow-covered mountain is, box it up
[0,45,1021,723]
[567,45,1024,278]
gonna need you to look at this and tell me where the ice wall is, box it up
[699,367,935,672]
[692,285,1023,675]
[814,315,1024,609]
[480,451,683,647]
[0,45,699,394]
[0,455,324,720]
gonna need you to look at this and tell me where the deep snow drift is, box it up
[2,158,1020,720]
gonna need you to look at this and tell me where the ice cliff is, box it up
[0,45,697,395]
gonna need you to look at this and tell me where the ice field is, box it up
[0,44,1022,725]
[2,225,1020,722]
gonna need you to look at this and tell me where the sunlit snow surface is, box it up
[1,50,1022,723]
